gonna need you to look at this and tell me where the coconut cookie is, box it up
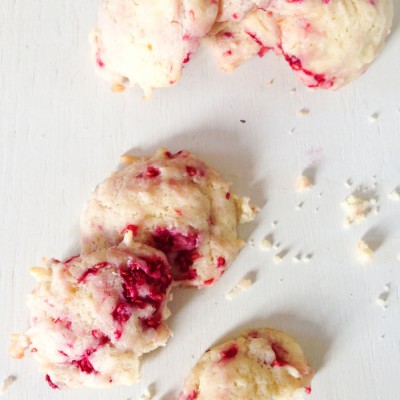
[90,0,219,97]
[179,328,314,400]
[11,232,172,389]
[81,148,258,288]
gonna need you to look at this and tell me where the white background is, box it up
[1,2,400,399]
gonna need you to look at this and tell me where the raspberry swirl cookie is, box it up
[207,0,393,89]
[81,148,258,288]
[11,233,172,389]
[179,328,314,400]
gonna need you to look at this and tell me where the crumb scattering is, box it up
[356,240,374,264]
[341,195,371,226]
[296,175,313,192]
[226,279,253,300]
[303,254,313,263]
[0,375,17,395]
[273,254,283,264]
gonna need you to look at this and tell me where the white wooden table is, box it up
[1,2,400,399]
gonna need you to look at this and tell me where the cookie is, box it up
[80,148,258,288]
[179,328,314,400]
[18,232,172,388]
[90,0,219,97]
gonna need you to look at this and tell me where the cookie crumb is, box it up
[356,240,374,264]
[0,375,17,395]
[303,254,313,263]
[240,119,246,123]
[369,112,379,122]
[273,254,283,264]
[266,78,274,86]
[111,82,126,93]
[139,386,154,400]
[295,202,303,210]
[9,334,30,359]
[376,284,391,309]
[226,279,253,300]
[296,175,313,192]
[292,254,301,263]
[388,189,400,201]
[259,239,272,251]
[297,108,310,116]
[273,242,281,250]
[342,195,370,226]
[345,178,353,188]
[120,155,138,164]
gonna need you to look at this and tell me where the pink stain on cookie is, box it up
[223,32,233,38]
[245,31,271,58]
[226,192,231,200]
[217,257,226,268]
[183,53,191,64]
[54,318,72,330]
[185,390,199,400]
[63,255,80,264]
[282,50,335,89]
[165,150,183,158]
[78,262,110,284]
[220,343,239,361]
[271,343,289,367]
[95,50,105,68]
[45,374,59,389]
[121,224,139,236]
[186,166,197,176]
[204,278,214,285]
[146,166,161,177]
[305,386,312,394]
[72,356,97,374]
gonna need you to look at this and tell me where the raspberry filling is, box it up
[72,356,97,374]
[152,227,200,281]
[77,262,110,284]
[219,343,239,361]
[185,390,199,400]
[45,374,59,389]
[271,343,289,367]
[281,50,335,89]
[112,255,172,335]
[121,224,139,236]
[165,150,183,159]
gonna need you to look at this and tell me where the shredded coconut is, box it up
[296,175,313,192]
[0,375,16,395]
[356,240,374,264]
[226,279,253,300]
